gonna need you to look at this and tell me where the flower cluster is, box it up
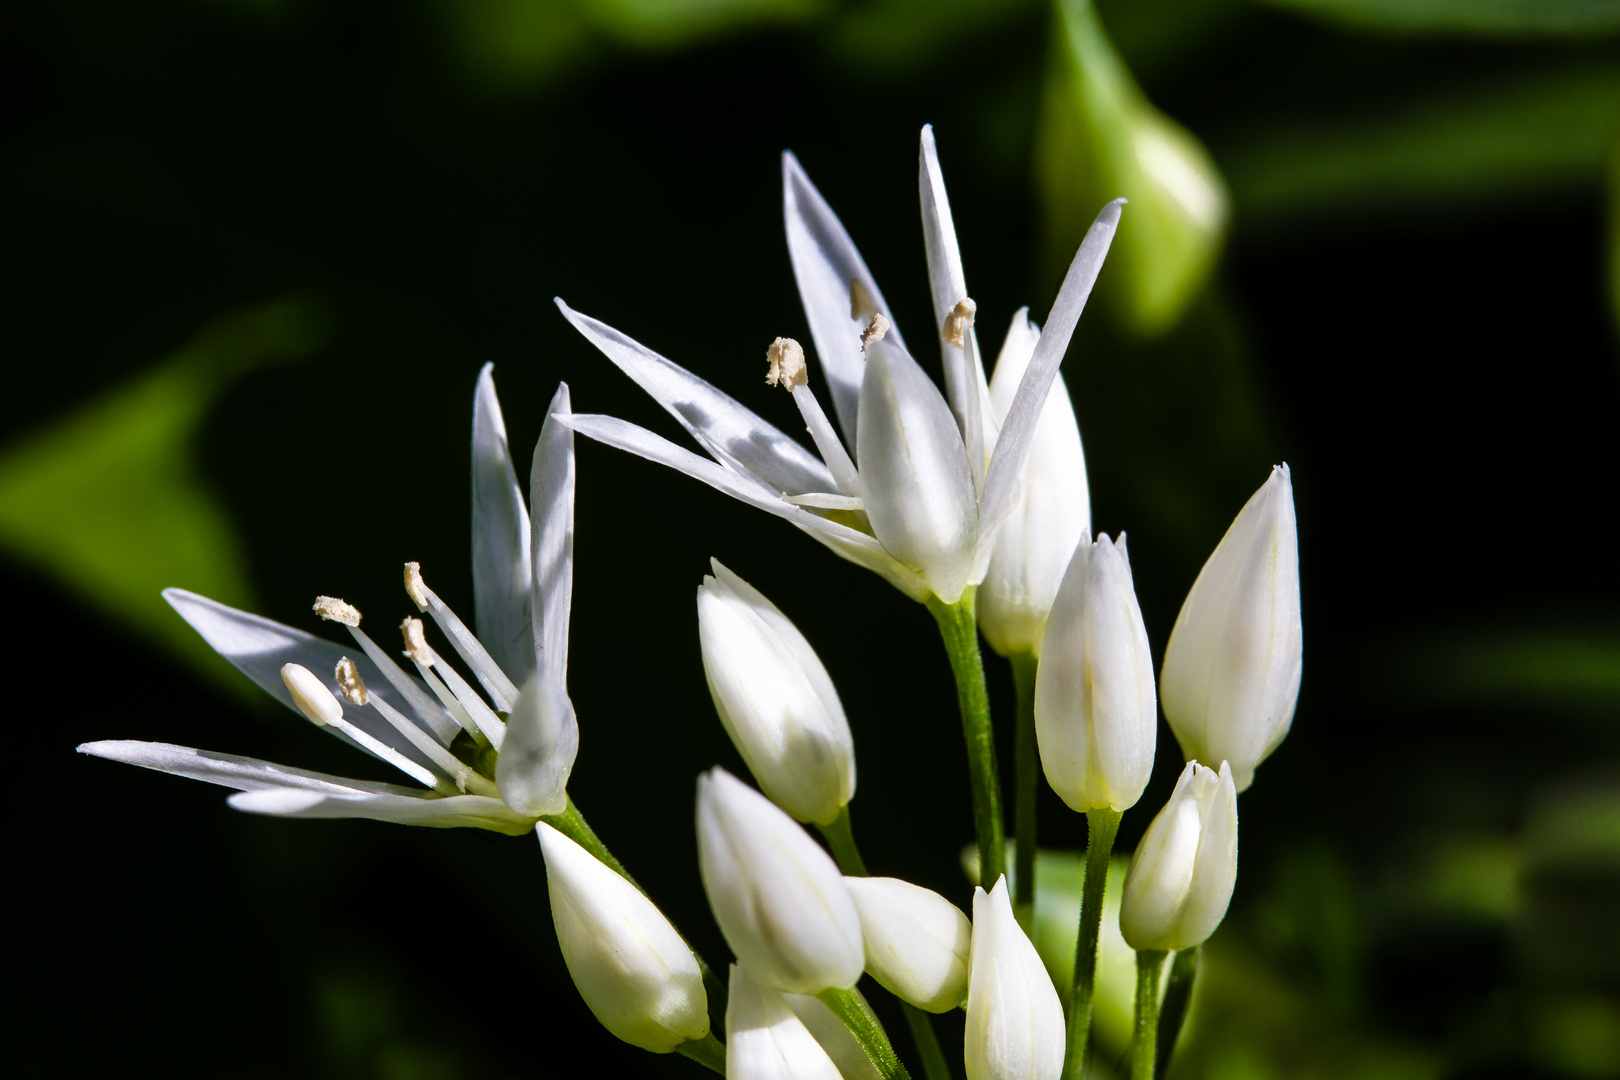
[81,127,1302,1080]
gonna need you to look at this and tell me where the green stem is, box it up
[1010,650,1040,934]
[817,805,869,876]
[902,1005,955,1080]
[1154,947,1199,1080]
[1061,808,1122,1080]
[676,1031,727,1075]
[540,797,727,1027]
[818,987,913,1080]
[1131,951,1168,1080]
[925,588,1006,889]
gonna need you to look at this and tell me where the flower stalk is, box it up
[1154,947,1200,1079]
[926,588,1006,890]
[1062,808,1121,1080]
[1131,950,1169,1080]
[676,1033,728,1075]
[817,805,870,878]
[816,988,914,1080]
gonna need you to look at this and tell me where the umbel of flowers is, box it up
[80,127,1302,1080]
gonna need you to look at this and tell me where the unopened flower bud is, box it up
[1035,533,1156,812]
[845,876,971,1013]
[495,674,578,818]
[965,877,1064,1080]
[697,561,854,825]
[1159,466,1301,791]
[537,823,709,1053]
[1119,760,1238,951]
[281,663,342,726]
[781,991,884,1080]
[725,964,843,1080]
[696,768,863,995]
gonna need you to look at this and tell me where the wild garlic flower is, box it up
[555,126,1122,605]
[965,876,1065,1080]
[79,370,579,834]
[1118,760,1238,952]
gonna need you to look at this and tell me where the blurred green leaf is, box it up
[1529,995,1620,1078]
[1516,776,1620,986]
[1224,67,1620,227]
[1255,0,1620,36]
[822,0,1043,73]
[1608,139,1620,336]
[0,300,322,678]
[1385,626,1620,715]
[1037,0,1228,337]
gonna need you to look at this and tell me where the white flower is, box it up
[696,768,864,995]
[78,371,580,833]
[1034,533,1157,813]
[844,875,972,1013]
[1119,760,1238,952]
[1159,465,1301,792]
[697,559,854,825]
[536,822,709,1052]
[976,308,1090,657]
[965,877,1065,1080]
[725,964,843,1080]
[554,126,1122,604]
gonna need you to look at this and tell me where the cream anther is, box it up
[401,617,433,665]
[861,312,891,352]
[849,279,878,321]
[281,663,343,726]
[942,298,977,347]
[765,338,808,390]
[334,657,369,706]
[313,596,361,627]
[403,562,428,611]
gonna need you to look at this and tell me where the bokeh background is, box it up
[8,0,1619,1076]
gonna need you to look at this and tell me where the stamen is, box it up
[860,313,891,352]
[790,384,863,503]
[418,654,508,751]
[401,617,433,665]
[765,337,808,390]
[334,657,369,706]
[345,625,459,740]
[403,561,428,612]
[414,659,493,746]
[313,596,361,627]
[368,692,499,798]
[850,279,878,321]
[405,565,519,712]
[279,663,438,789]
[943,298,977,347]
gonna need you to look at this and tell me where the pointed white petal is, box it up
[980,199,1124,538]
[783,151,907,442]
[471,364,536,684]
[227,788,534,834]
[77,740,418,797]
[918,124,985,472]
[496,675,578,818]
[555,300,834,496]
[163,589,454,772]
[532,382,575,688]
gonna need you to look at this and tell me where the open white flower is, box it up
[79,370,579,834]
[554,126,1122,604]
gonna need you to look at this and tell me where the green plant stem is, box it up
[1154,947,1199,1080]
[541,797,727,1030]
[817,805,869,876]
[818,987,914,1080]
[677,1032,727,1075]
[1010,650,1040,934]
[1131,951,1168,1080]
[1062,808,1122,1080]
[925,587,1006,888]
[817,805,950,1080]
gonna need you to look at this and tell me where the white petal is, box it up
[725,964,843,1080]
[76,740,416,797]
[227,788,534,835]
[471,364,536,684]
[965,878,1065,1080]
[555,300,835,496]
[532,382,575,688]
[918,125,987,473]
[496,675,578,818]
[782,991,885,1080]
[163,589,455,771]
[980,199,1124,539]
[845,876,971,1013]
[782,151,907,443]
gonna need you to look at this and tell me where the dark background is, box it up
[6,0,1618,1077]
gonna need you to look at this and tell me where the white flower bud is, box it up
[965,877,1064,1080]
[1034,533,1157,813]
[856,340,979,604]
[536,823,709,1053]
[495,674,578,817]
[1159,465,1302,792]
[844,876,971,1013]
[696,769,864,995]
[781,991,885,1080]
[1119,760,1238,951]
[725,964,843,1080]
[697,561,855,825]
[978,310,1090,657]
